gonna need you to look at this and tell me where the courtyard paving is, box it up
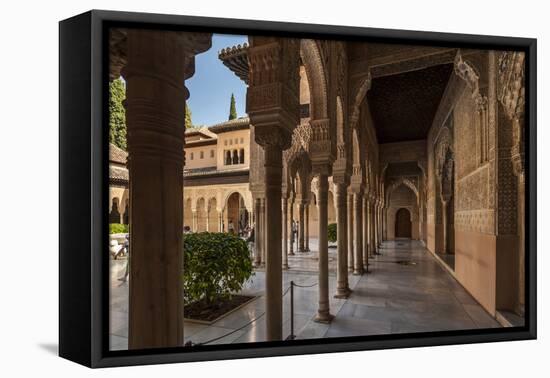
[109,239,500,350]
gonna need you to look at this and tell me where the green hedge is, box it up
[109,223,128,234]
[328,223,337,243]
[183,232,253,305]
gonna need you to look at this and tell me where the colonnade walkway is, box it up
[109,239,500,350]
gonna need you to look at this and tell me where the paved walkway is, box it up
[109,239,500,350]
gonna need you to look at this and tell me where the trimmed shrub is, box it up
[328,223,337,243]
[183,232,253,305]
[109,223,128,234]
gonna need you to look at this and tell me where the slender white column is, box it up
[353,192,364,275]
[347,193,354,272]
[362,196,369,272]
[305,203,310,251]
[192,210,198,232]
[334,183,350,298]
[261,197,266,267]
[254,198,262,267]
[282,197,289,269]
[298,201,305,252]
[288,198,295,256]
[315,173,334,323]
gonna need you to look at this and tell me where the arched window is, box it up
[232,150,239,164]
[225,150,231,165]
[110,197,121,224]
[239,148,245,164]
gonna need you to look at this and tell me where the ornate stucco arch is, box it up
[349,71,372,131]
[222,189,252,212]
[386,177,420,205]
[300,40,328,121]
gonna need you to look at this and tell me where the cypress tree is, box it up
[185,101,193,129]
[109,78,127,150]
[228,93,237,120]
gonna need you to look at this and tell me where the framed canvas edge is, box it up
[58,9,537,369]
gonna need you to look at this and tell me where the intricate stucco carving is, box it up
[300,40,328,120]
[247,38,300,149]
[349,71,372,130]
[498,51,526,178]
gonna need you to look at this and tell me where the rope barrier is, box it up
[291,282,318,288]
[191,280,317,346]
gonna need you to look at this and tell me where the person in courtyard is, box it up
[118,234,130,282]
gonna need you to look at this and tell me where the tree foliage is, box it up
[185,101,193,129]
[228,93,237,120]
[109,223,128,234]
[183,232,253,305]
[109,78,127,150]
[328,223,337,243]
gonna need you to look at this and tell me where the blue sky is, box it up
[186,34,248,126]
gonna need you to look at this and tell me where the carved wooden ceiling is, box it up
[367,63,454,144]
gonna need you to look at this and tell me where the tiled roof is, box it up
[208,117,250,133]
[109,144,128,164]
[109,165,129,183]
[184,167,249,178]
[218,44,249,83]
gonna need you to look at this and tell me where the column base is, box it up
[288,251,295,256]
[334,287,350,299]
[353,270,363,276]
[314,312,335,324]
[283,264,289,270]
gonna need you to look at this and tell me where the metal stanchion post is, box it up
[290,280,295,340]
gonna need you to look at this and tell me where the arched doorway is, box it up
[395,208,412,238]
[225,192,249,235]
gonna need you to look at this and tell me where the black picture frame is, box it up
[59,9,537,368]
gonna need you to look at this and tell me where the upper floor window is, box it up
[240,137,244,144]
[225,150,231,165]
[239,148,245,164]
[200,151,204,159]
[210,149,214,158]
[190,152,194,160]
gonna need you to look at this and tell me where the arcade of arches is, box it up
[108,29,526,350]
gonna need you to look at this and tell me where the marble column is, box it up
[261,197,267,267]
[377,203,383,247]
[248,36,300,340]
[305,203,310,252]
[373,201,380,255]
[282,197,289,270]
[192,210,198,232]
[347,193,354,272]
[353,192,364,275]
[125,29,211,349]
[298,201,305,252]
[334,183,350,298]
[205,207,210,232]
[288,197,295,256]
[254,198,262,267]
[261,144,285,340]
[362,196,369,272]
[315,173,334,323]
